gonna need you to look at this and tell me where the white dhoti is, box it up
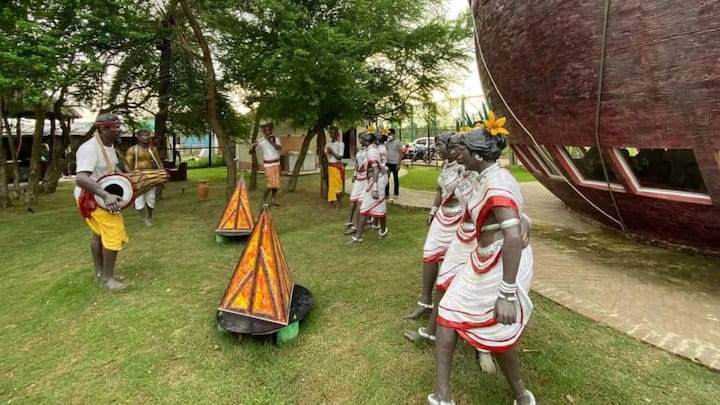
[134,186,157,209]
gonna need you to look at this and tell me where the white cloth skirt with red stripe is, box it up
[350,178,367,203]
[437,240,534,352]
[360,174,387,217]
[422,203,464,263]
[435,220,477,291]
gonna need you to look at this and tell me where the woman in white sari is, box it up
[429,115,536,405]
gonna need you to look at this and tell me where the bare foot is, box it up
[476,350,496,373]
[101,278,128,291]
[513,390,536,405]
[403,327,435,343]
[402,303,432,319]
[427,393,455,405]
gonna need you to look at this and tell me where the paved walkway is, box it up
[381,173,720,370]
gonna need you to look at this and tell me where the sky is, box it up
[443,0,485,99]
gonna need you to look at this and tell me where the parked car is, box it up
[406,137,436,162]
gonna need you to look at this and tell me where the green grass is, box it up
[401,165,536,192]
[185,157,227,169]
[0,170,717,404]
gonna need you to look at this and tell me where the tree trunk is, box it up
[155,1,176,162]
[41,95,70,193]
[0,96,9,208]
[24,104,45,208]
[316,126,328,199]
[6,116,20,196]
[180,0,236,198]
[287,120,323,192]
[248,111,261,191]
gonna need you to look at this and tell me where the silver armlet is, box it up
[499,218,521,229]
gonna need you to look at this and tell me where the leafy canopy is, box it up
[208,0,471,127]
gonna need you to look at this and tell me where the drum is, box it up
[94,170,169,211]
[94,173,136,210]
[128,169,169,196]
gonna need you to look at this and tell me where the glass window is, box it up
[561,146,619,182]
[511,145,542,175]
[619,147,707,194]
[534,145,563,177]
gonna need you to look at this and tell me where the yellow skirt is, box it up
[84,207,129,251]
[327,165,343,202]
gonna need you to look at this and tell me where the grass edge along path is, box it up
[400,164,535,193]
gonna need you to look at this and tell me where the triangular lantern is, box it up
[218,207,294,327]
[215,178,255,236]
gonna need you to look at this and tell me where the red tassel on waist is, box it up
[79,189,97,218]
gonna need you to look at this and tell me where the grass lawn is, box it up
[401,165,535,192]
[0,169,717,404]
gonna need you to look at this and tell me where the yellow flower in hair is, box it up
[482,111,509,136]
[381,128,390,136]
[367,126,376,134]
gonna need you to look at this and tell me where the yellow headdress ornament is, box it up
[482,111,509,136]
[366,126,376,134]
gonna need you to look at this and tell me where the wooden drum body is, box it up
[128,169,169,196]
[94,170,169,211]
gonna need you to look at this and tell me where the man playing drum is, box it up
[74,113,129,291]
[125,128,164,226]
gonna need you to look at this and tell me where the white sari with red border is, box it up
[423,161,465,263]
[435,170,479,290]
[437,163,534,352]
[350,147,368,203]
[360,145,387,218]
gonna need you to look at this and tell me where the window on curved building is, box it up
[619,147,707,194]
[534,145,564,178]
[561,146,619,182]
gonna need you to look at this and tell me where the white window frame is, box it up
[554,146,625,192]
[608,148,711,205]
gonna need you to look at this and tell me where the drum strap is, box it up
[133,146,162,170]
[79,134,114,218]
[95,134,115,174]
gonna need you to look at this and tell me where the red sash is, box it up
[328,161,345,179]
[79,189,97,218]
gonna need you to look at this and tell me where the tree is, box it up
[213,0,471,194]
[179,0,239,197]
[0,0,155,208]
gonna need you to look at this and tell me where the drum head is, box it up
[95,174,135,210]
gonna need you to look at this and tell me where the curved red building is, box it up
[472,0,720,254]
